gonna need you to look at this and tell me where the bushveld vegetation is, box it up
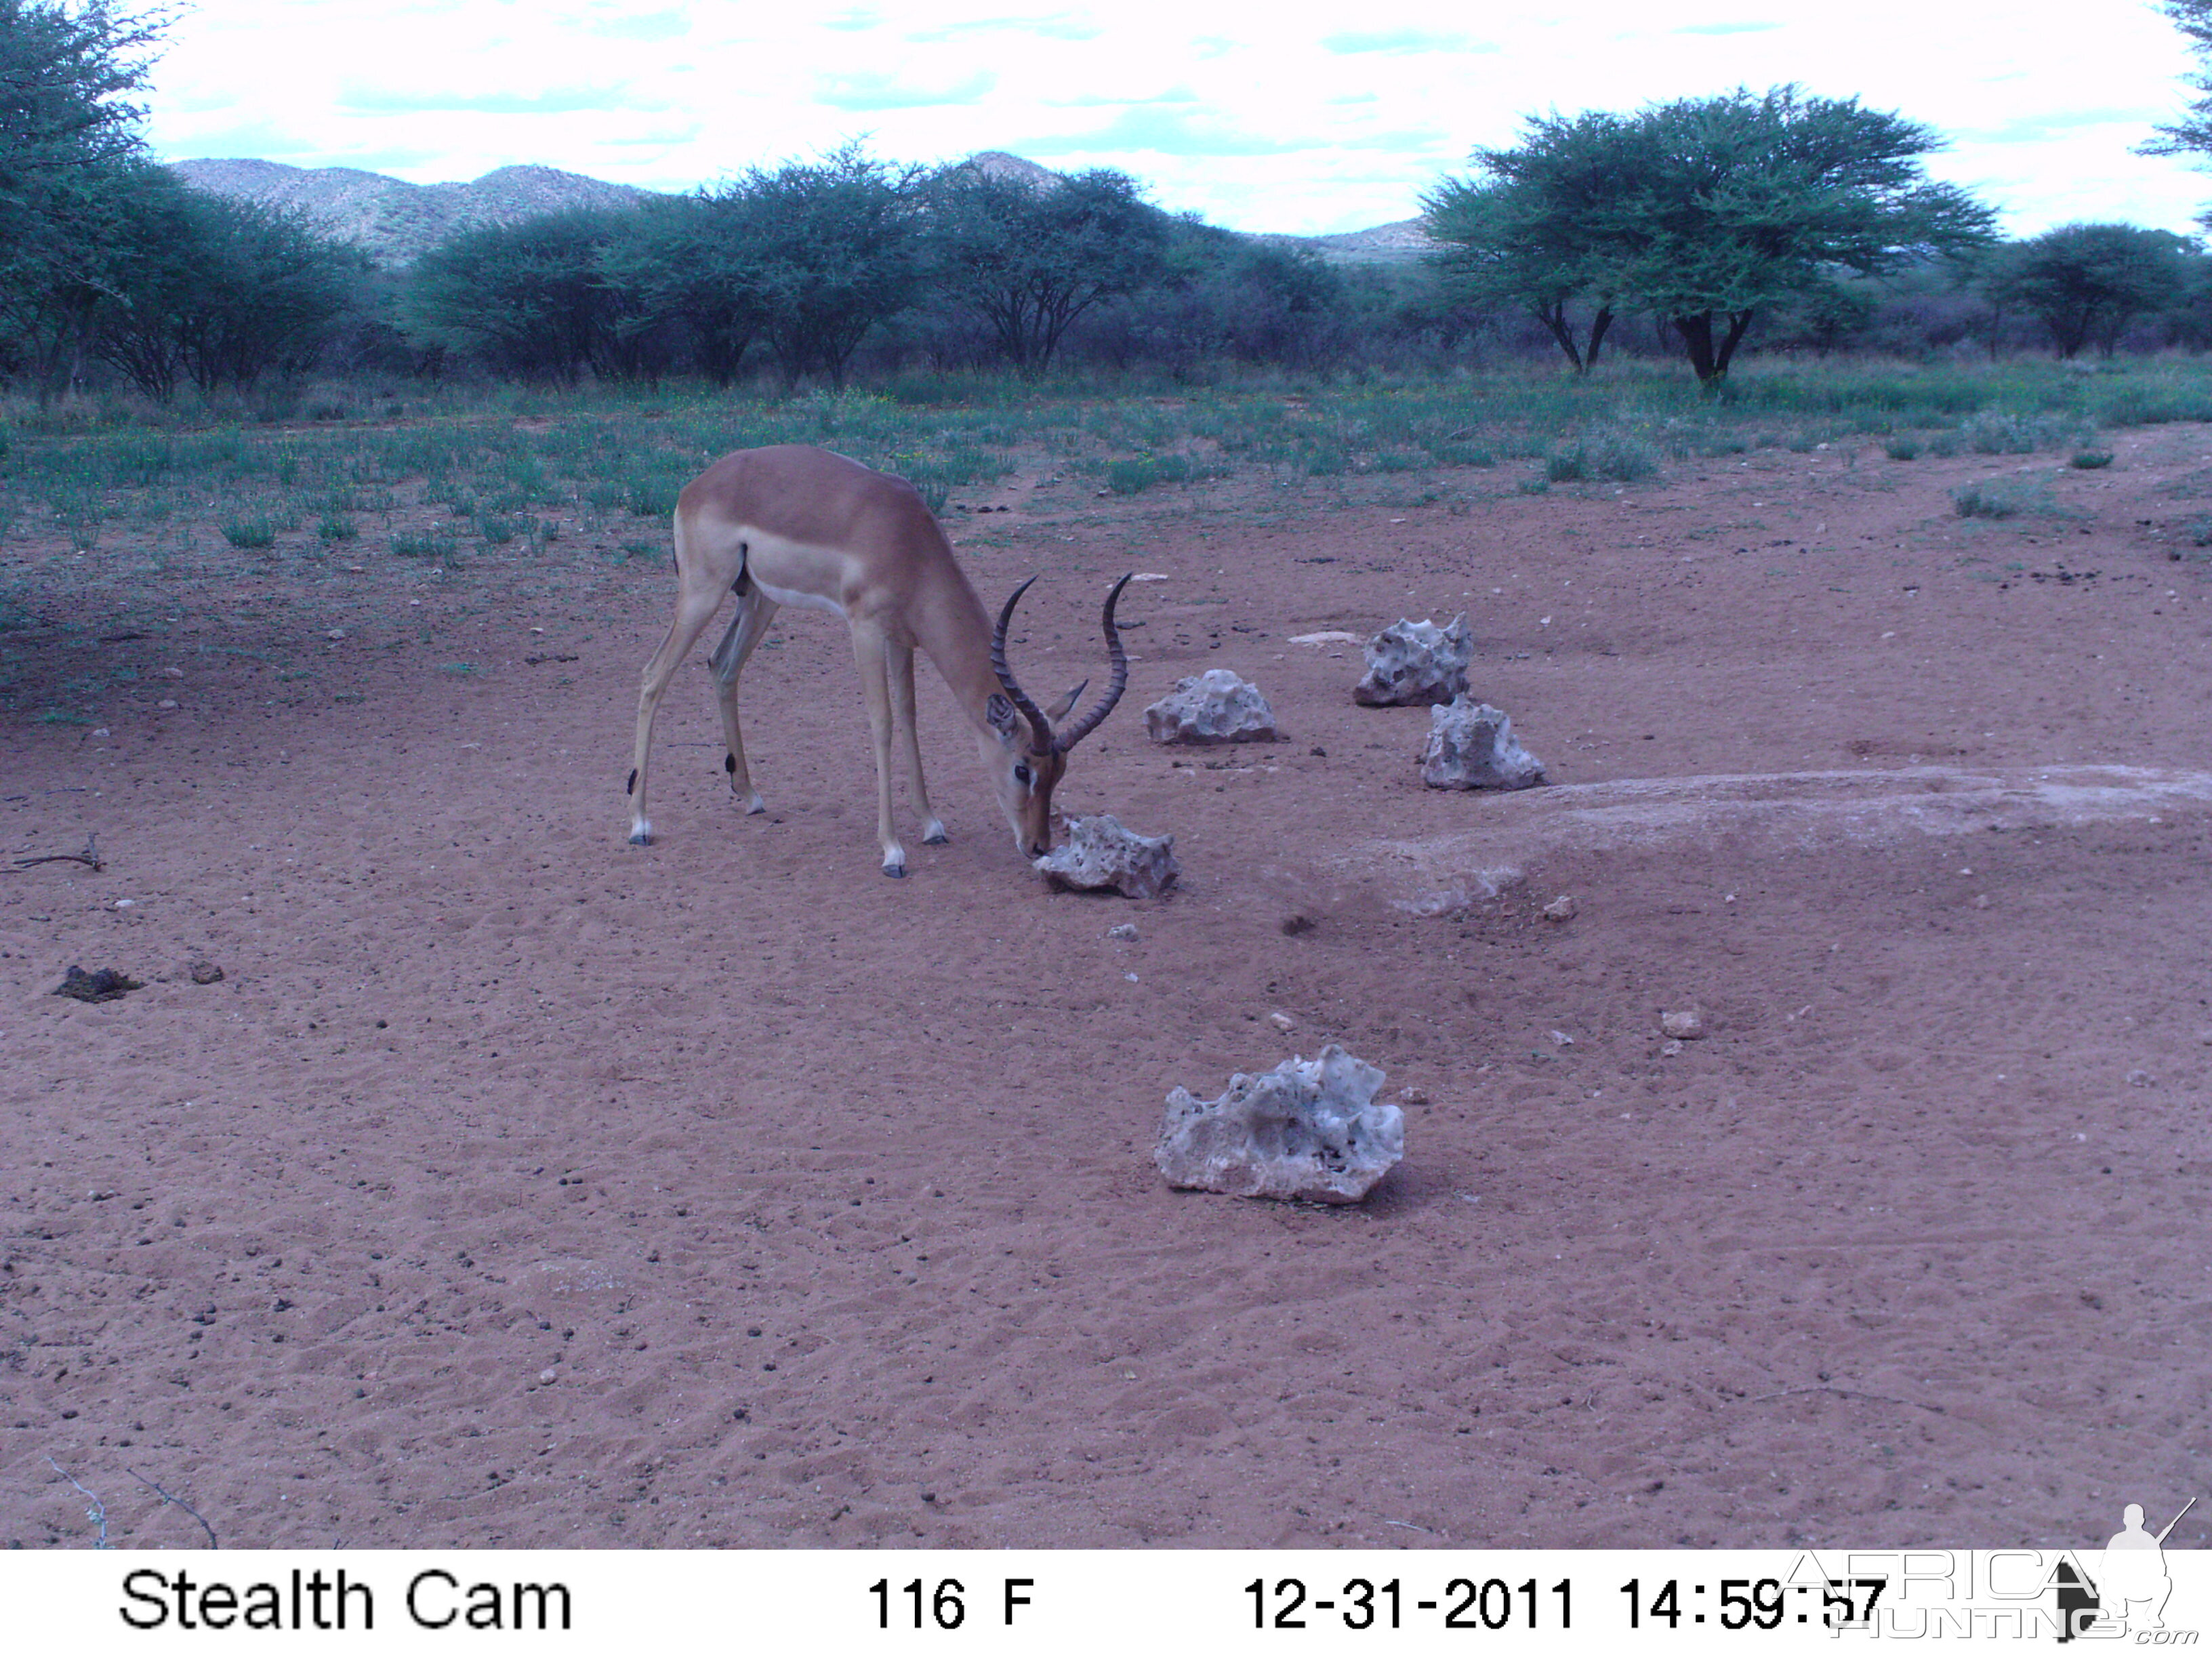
[10,0,2212,598]
[13,3,2212,414]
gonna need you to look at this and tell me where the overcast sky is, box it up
[146,0,2212,239]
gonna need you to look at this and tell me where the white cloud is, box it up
[144,0,2212,235]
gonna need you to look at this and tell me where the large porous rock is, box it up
[1036,814,1179,898]
[1154,1044,1404,1204]
[1145,668,1281,744]
[1354,614,1473,706]
[1420,697,1547,790]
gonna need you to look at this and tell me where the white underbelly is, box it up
[752,577,847,619]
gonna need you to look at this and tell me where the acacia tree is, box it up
[1427,87,1994,385]
[2144,0,2212,167]
[723,143,922,388]
[0,0,167,394]
[602,192,769,387]
[1422,112,1627,373]
[920,163,1168,375]
[408,209,653,382]
[1985,224,2196,358]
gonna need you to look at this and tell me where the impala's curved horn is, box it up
[990,575,1056,755]
[1050,573,1133,755]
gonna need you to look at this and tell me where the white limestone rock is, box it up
[1354,614,1474,706]
[1036,814,1179,898]
[1145,668,1282,744]
[1154,1044,1404,1204]
[1419,697,1547,790]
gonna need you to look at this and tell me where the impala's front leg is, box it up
[887,638,946,846]
[850,621,907,877]
[708,587,777,815]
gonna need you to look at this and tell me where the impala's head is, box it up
[987,574,1133,860]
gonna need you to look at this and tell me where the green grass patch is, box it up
[1952,476,2073,520]
[1546,429,1659,483]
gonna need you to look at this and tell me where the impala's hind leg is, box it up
[629,579,726,845]
[886,638,945,845]
[709,583,778,815]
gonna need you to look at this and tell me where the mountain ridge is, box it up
[167,154,1439,268]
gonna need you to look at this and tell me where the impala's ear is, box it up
[985,693,1021,743]
[1046,678,1088,722]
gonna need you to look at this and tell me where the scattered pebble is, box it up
[1660,1009,1705,1040]
[158,699,178,710]
[1267,1011,1296,1032]
[1399,1088,1430,1105]
[2125,1069,2154,1087]
[189,961,224,985]
[1660,1038,1685,1057]
[114,899,134,909]
[1279,913,1314,936]
[537,1368,558,1385]
[1107,923,1138,941]
[91,727,110,738]
[1548,1029,1574,1047]
[1541,895,1578,923]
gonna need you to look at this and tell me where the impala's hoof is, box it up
[743,794,766,815]
[628,832,653,846]
[923,825,949,846]
[882,863,907,879]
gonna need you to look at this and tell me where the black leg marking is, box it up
[626,768,637,796]
[724,754,737,775]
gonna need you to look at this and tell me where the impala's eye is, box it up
[1012,763,1033,787]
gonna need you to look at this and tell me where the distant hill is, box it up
[1299,218,1440,265]
[167,159,659,267]
[168,153,1436,269]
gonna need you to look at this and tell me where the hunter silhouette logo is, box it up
[2055,1496,2197,1641]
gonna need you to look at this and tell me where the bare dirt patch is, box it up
[3,430,2209,1549]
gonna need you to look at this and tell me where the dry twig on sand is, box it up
[45,1456,110,1549]
[7,834,102,873]
[129,1467,220,1549]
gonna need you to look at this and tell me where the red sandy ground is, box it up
[3,427,2208,1551]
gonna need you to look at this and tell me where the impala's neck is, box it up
[908,556,1011,735]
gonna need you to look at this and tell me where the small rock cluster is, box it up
[1419,697,1547,790]
[52,966,142,1003]
[1153,1044,1404,1204]
[1354,615,1473,706]
[1036,814,1179,898]
[1145,668,1280,744]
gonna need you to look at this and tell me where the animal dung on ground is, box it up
[1154,1044,1405,1204]
[1035,814,1179,898]
[53,966,143,1003]
[1145,668,1281,744]
[1420,697,1547,791]
[1354,615,1474,706]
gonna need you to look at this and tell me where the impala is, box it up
[626,445,1131,876]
